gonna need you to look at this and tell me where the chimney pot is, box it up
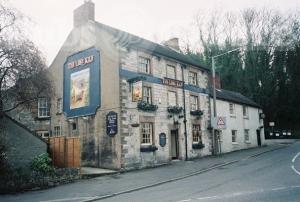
[164,38,180,51]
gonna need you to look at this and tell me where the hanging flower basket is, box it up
[190,110,203,117]
[167,106,183,114]
[192,142,205,150]
[137,101,158,112]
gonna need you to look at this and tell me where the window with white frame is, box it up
[138,57,151,74]
[190,95,199,111]
[188,71,198,86]
[244,129,250,142]
[53,126,61,136]
[141,122,153,145]
[167,91,177,106]
[192,125,202,143]
[232,130,237,143]
[38,98,50,118]
[243,105,248,117]
[229,103,235,115]
[36,131,49,139]
[57,98,62,114]
[143,86,152,104]
[166,65,176,79]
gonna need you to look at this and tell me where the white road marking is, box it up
[40,197,98,202]
[292,152,300,163]
[181,185,300,201]
[291,165,300,176]
[176,199,192,202]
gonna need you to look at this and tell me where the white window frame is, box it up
[232,130,237,143]
[166,65,176,79]
[243,105,249,118]
[38,98,50,118]
[190,95,199,111]
[167,91,177,106]
[53,126,61,137]
[188,71,198,86]
[57,98,62,114]
[244,129,250,142]
[36,130,50,139]
[140,122,153,145]
[229,103,235,115]
[138,57,151,74]
[192,125,202,143]
[143,86,152,104]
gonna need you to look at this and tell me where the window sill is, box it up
[140,145,158,152]
[230,115,236,118]
[232,142,239,145]
[243,116,249,119]
[56,112,62,115]
[36,116,51,120]
[245,141,251,144]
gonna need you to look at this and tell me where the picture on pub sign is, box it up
[70,68,90,109]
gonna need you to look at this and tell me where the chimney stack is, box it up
[73,0,95,27]
[164,38,180,51]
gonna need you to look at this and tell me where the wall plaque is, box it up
[106,111,118,137]
[159,133,167,147]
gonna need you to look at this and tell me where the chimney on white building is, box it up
[73,0,95,27]
[164,38,180,52]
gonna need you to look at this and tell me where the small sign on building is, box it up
[212,116,227,130]
[106,111,118,137]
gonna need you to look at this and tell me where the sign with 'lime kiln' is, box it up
[63,47,101,118]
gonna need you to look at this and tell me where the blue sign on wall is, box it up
[63,47,101,118]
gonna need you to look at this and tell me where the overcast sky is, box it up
[5,0,300,65]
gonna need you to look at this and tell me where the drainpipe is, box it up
[181,65,188,161]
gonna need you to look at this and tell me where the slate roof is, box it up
[95,22,210,71]
[213,89,261,108]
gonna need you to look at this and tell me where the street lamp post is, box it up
[211,48,241,155]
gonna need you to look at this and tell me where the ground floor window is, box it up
[36,130,49,139]
[244,129,250,142]
[232,130,237,143]
[192,125,202,143]
[141,122,153,145]
[53,126,61,136]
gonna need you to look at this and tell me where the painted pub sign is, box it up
[106,111,118,137]
[63,47,101,118]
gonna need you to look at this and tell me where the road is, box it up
[1,142,300,202]
[101,142,300,202]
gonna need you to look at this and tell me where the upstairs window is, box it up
[188,71,198,86]
[167,91,177,106]
[243,106,248,117]
[38,98,50,118]
[57,98,62,114]
[143,86,152,104]
[141,122,153,145]
[138,57,151,74]
[190,95,199,111]
[166,65,176,79]
[229,103,235,115]
[192,125,202,143]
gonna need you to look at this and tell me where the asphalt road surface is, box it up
[1,142,300,202]
[100,142,300,202]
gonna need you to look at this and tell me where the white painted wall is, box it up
[211,99,265,153]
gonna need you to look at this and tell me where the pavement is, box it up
[0,143,297,202]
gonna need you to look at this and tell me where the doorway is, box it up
[171,129,179,159]
[257,130,261,146]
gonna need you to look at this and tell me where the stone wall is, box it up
[120,47,212,169]
[1,115,47,171]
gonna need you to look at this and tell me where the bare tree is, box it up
[0,1,52,115]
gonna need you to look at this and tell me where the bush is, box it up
[30,153,53,173]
